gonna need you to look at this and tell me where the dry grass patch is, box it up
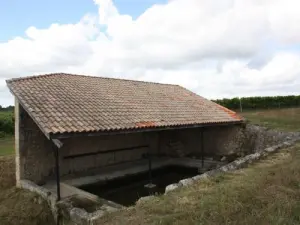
[0,156,55,225]
[241,108,300,132]
[98,143,300,225]
[0,156,15,189]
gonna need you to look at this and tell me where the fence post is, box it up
[239,97,243,113]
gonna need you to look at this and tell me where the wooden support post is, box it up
[144,152,156,188]
[201,129,204,168]
[54,147,61,201]
[148,153,152,184]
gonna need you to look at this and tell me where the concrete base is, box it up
[21,157,226,225]
[20,180,122,225]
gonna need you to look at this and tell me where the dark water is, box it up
[79,166,199,206]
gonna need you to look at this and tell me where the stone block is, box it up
[165,183,181,193]
[136,196,156,204]
[69,208,89,225]
[192,173,209,181]
[179,178,194,186]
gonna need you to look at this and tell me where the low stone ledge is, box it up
[70,208,90,225]
[19,180,120,225]
[89,210,105,224]
[192,173,209,181]
[179,178,194,186]
[136,195,157,204]
[60,202,118,225]
[165,183,181,193]
[19,180,57,210]
[19,180,53,199]
[164,137,300,194]
[63,201,122,225]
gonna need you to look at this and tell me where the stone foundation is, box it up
[19,180,122,225]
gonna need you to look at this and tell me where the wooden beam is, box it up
[54,146,61,201]
[63,145,149,159]
[201,129,204,168]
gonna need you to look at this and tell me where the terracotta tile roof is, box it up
[6,73,243,136]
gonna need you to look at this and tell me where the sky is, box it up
[1,0,300,106]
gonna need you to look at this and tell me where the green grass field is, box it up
[241,107,300,132]
[0,136,14,156]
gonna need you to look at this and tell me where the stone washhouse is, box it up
[7,73,248,223]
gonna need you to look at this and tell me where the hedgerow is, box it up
[214,95,300,110]
[0,111,14,137]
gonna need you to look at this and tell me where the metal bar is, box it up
[54,147,61,201]
[239,97,243,113]
[148,154,152,183]
[157,131,161,154]
[201,129,204,168]
[63,145,149,159]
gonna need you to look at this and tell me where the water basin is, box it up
[78,165,199,206]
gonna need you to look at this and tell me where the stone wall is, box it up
[158,125,244,157]
[59,132,159,175]
[242,124,300,154]
[159,124,300,158]
[15,100,55,185]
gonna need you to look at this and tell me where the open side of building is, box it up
[14,102,244,186]
[7,73,246,222]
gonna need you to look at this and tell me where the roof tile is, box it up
[6,73,243,135]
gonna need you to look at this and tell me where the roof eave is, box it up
[50,120,245,139]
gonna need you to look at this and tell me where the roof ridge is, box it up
[6,73,58,83]
[6,73,180,87]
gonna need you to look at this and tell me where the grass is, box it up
[0,136,14,156]
[241,107,300,132]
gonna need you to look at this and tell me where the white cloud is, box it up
[1,0,300,106]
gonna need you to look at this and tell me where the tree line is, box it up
[0,106,14,137]
[213,95,300,110]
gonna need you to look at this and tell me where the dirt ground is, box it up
[0,156,55,225]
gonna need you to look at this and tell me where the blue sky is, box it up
[0,0,166,41]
